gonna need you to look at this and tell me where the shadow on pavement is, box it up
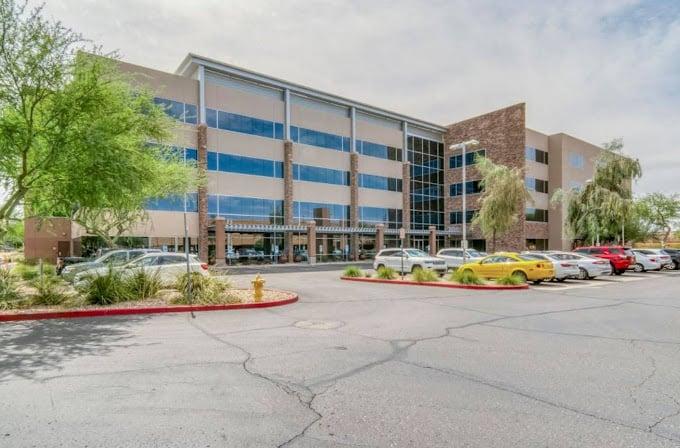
[0,316,150,382]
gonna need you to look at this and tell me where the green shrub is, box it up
[79,268,133,305]
[124,268,162,300]
[12,262,56,281]
[411,267,439,282]
[0,268,25,310]
[342,266,364,278]
[376,266,397,280]
[173,273,231,304]
[495,273,524,286]
[30,275,68,307]
[450,269,484,285]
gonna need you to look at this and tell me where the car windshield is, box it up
[405,249,428,257]
[466,250,482,257]
[517,254,540,261]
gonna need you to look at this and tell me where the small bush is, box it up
[30,276,68,307]
[376,266,397,280]
[80,268,132,305]
[125,268,162,300]
[173,273,231,304]
[450,269,483,285]
[495,273,524,286]
[0,268,24,310]
[342,266,364,278]
[12,262,56,281]
[411,267,439,283]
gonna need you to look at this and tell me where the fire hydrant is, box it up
[251,274,265,302]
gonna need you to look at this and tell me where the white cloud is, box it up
[43,0,680,194]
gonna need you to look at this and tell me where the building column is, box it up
[428,225,437,256]
[197,123,209,262]
[402,162,411,247]
[283,140,295,263]
[214,217,226,266]
[376,224,385,251]
[350,152,359,261]
[306,220,317,264]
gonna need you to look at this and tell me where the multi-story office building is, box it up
[25,54,607,262]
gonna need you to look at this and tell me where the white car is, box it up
[373,248,447,274]
[546,251,612,280]
[436,248,484,270]
[74,252,208,285]
[638,249,673,269]
[630,250,662,272]
[523,252,579,281]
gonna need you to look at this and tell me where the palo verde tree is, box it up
[471,156,530,252]
[635,193,680,247]
[0,0,197,244]
[553,139,642,245]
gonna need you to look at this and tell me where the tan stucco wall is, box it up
[357,189,403,209]
[293,181,350,205]
[293,144,350,171]
[291,104,350,137]
[356,118,403,148]
[207,172,284,200]
[207,128,284,161]
[121,211,199,238]
[205,82,284,122]
[357,154,402,178]
[117,60,198,105]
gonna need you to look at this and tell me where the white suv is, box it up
[373,248,447,274]
[436,248,484,270]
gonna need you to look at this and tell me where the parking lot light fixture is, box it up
[449,140,480,262]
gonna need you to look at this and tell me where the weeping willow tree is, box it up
[553,139,642,245]
[471,156,531,252]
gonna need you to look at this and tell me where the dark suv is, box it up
[574,246,635,275]
[661,248,680,270]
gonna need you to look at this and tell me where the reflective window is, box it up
[526,207,549,222]
[294,164,349,186]
[214,195,284,224]
[359,206,403,229]
[525,146,549,164]
[357,139,402,161]
[569,152,585,169]
[525,177,549,193]
[216,153,283,178]
[449,210,477,224]
[154,97,198,124]
[146,193,198,212]
[449,180,482,196]
[294,201,350,226]
[290,126,349,152]
[449,149,486,169]
[408,136,444,230]
[359,173,402,192]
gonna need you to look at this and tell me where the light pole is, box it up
[449,140,479,263]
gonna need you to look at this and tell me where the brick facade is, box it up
[197,124,209,261]
[444,103,527,252]
[349,152,359,260]
[283,140,294,261]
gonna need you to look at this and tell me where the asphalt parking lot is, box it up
[1,269,680,447]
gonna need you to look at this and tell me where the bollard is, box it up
[251,274,265,303]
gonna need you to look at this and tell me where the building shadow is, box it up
[0,316,151,382]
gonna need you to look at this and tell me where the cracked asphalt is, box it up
[1,269,680,447]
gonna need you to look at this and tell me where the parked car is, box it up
[436,248,484,270]
[545,251,612,279]
[630,249,662,272]
[522,252,579,282]
[73,252,208,285]
[573,246,634,275]
[659,248,680,270]
[373,248,447,274]
[458,252,554,284]
[61,248,161,282]
[237,248,265,264]
[640,249,674,269]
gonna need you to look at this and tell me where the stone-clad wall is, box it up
[443,103,527,252]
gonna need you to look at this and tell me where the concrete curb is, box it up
[0,294,299,323]
[340,277,528,290]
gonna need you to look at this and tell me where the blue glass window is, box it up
[449,180,482,196]
[357,140,402,161]
[359,173,402,192]
[294,164,349,186]
[146,193,198,212]
[294,201,349,225]
[206,108,218,128]
[154,97,198,124]
[525,147,548,164]
[184,104,197,124]
[358,206,402,229]
[216,196,283,224]
[207,151,218,171]
[449,210,477,224]
[185,148,198,162]
[525,177,548,193]
[449,149,486,169]
[208,195,218,215]
[216,111,281,139]
[218,153,282,178]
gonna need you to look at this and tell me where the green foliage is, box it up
[79,268,132,305]
[375,266,397,280]
[342,266,364,278]
[495,273,524,286]
[124,268,162,300]
[0,1,198,242]
[472,156,530,252]
[634,193,680,245]
[554,139,642,244]
[0,267,24,309]
[12,262,56,281]
[0,218,23,247]
[30,275,68,306]
[173,273,232,305]
[411,267,439,282]
[450,269,483,285]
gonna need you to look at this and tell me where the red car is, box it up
[574,246,635,275]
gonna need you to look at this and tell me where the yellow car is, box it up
[458,252,554,284]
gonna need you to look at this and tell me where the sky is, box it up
[43,0,680,195]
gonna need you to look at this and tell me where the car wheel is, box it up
[578,267,589,280]
[556,277,566,282]
[633,263,644,273]
[614,269,624,276]
[376,264,385,270]
[511,271,527,283]
[410,265,422,274]
[532,280,542,285]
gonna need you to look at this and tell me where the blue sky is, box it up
[43,0,680,194]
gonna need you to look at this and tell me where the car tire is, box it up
[577,267,590,280]
[532,280,542,285]
[556,277,566,282]
[614,269,624,276]
[410,265,422,274]
[511,271,527,283]
[376,264,385,271]
[633,263,645,273]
